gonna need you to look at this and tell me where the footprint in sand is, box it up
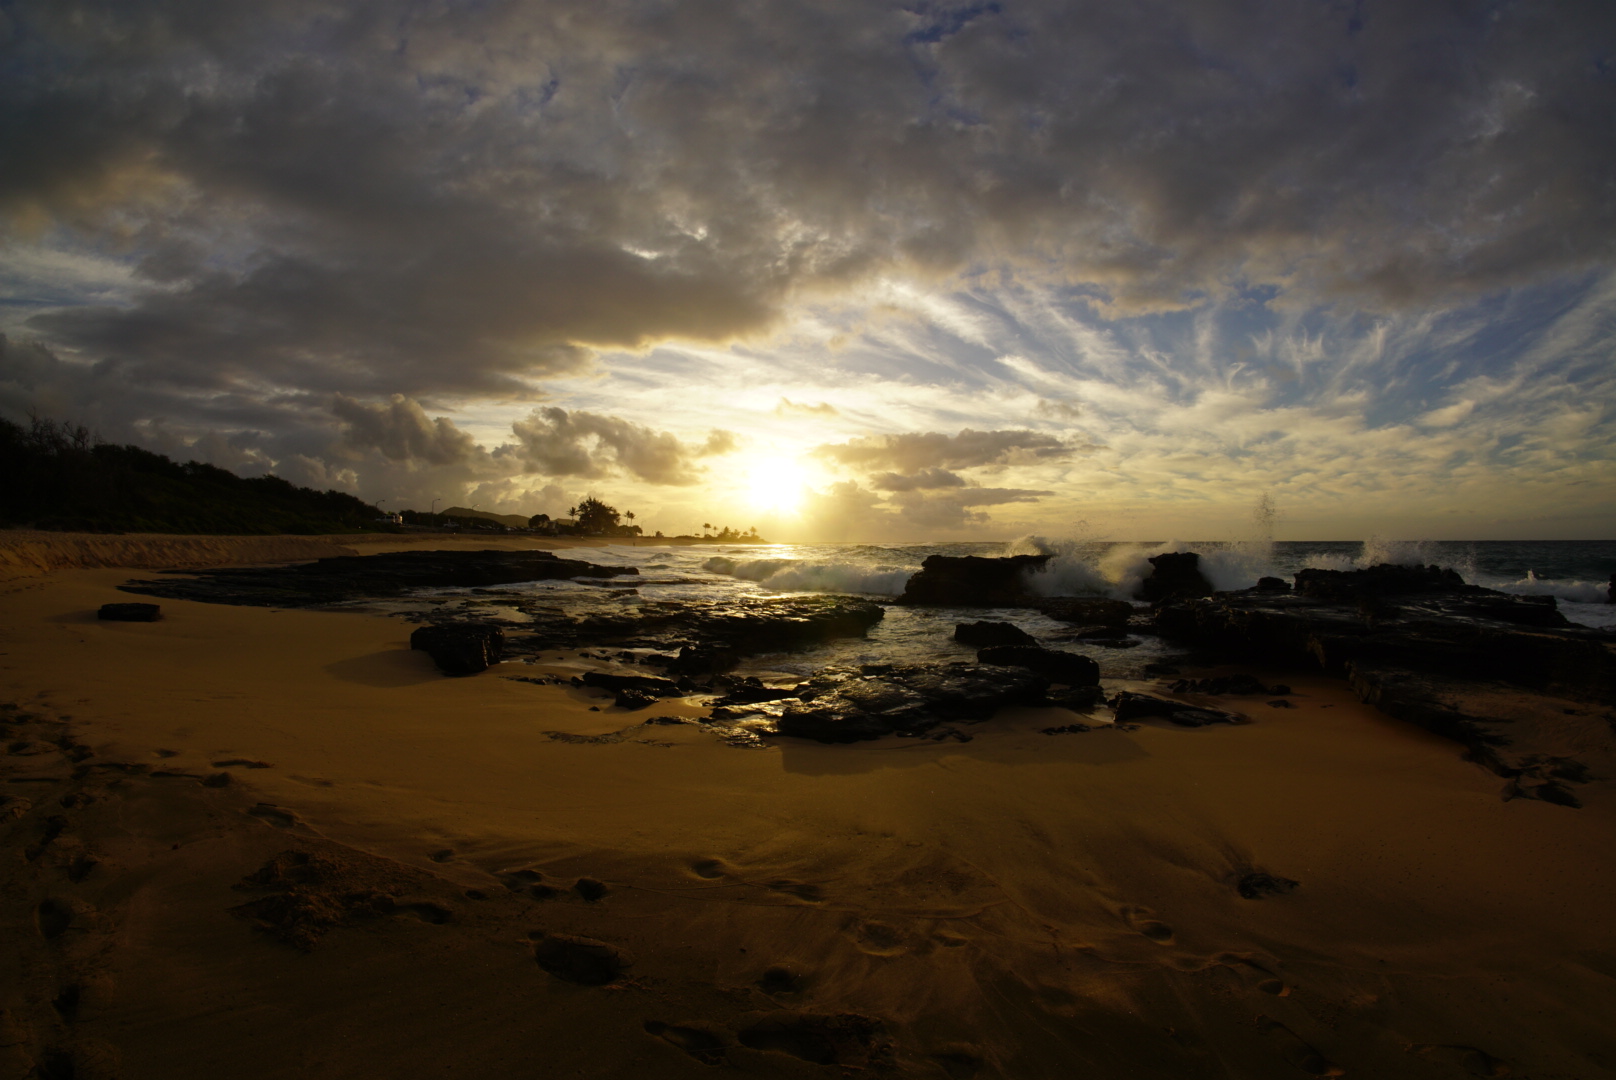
[644,1020,729,1065]
[931,1044,986,1079]
[1409,1043,1511,1077]
[689,857,734,879]
[849,920,908,957]
[1257,1016,1344,1077]
[1122,906,1174,944]
[246,803,299,828]
[36,898,77,941]
[756,965,810,995]
[765,879,823,903]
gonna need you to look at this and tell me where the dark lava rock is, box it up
[1047,686,1106,711]
[954,620,1035,647]
[1111,692,1244,727]
[1154,571,1616,797]
[708,678,800,707]
[1237,871,1299,899]
[1171,674,1285,696]
[98,602,161,621]
[1251,577,1291,593]
[976,645,1099,686]
[533,933,630,984]
[663,642,741,676]
[1294,563,1465,602]
[1037,598,1135,626]
[897,554,1051,606]
[121,549,635,607]
[410,624,506,676]
[612,688,659,710]
[580,671,682,698]
[1139,552,1214,604]
[773,663,1049,743]
[1042,723,1093,735]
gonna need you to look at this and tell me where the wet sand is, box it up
[3,543,1614,1078]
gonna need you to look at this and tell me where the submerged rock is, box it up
[954,620,1036,647]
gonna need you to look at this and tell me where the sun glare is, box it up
[744,456,811,515]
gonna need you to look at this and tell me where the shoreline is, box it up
[2,545,1614,1076]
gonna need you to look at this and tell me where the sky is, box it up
[2,0,1614,542]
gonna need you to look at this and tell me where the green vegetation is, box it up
[0,416,387,534]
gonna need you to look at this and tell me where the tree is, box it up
[575,496,621,535]
[528,513,551,530]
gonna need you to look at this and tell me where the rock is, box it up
[98,602,161,621]
[773,663,1049,743]
[953,621,1035,647]
[1294,563,1465,602]
[580,671,682,697]
[666,642,741,676]
[1111,692,1244,727]
[1170,674,1281,696]
[1237,871,1299,899]
[976,645,1100,686]
[533,933,630,984]
[121,549,635,607]
[612,688,659,710]
[1139,552,1213,604]
[409,624,506,676]
[897,554,1052,606]
[1251,577,1291,593]
[1036,598,1135,626]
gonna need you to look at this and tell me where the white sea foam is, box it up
[1490,571,1610,605]
[702,555,910,595]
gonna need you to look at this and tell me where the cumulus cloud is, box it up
[505,407,721,485]
[870,468,966,491]
[816,429,1075,473]
[331,394,476,465]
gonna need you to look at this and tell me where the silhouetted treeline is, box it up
[0,416,387,534]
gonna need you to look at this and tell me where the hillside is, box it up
[0,417,387,535]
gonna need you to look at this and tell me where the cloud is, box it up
[775,398,840,418]
[506,407,711,485]
[815,429,1075,473]
[331,394,476,465]
[870,468,966,491]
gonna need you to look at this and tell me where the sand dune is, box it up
[2,543,1613,1078]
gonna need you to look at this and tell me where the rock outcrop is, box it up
[122,549,634,607]
[410,624,506,675]
[1139,552,1214,603]
[953,621,1035,647]
[1153,563,1616,804]
[772,663,1052,743]
[896,554,1051,606]
[975,645,1100,686]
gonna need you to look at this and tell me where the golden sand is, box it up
[2,537,1613,1078]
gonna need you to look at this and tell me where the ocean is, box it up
[453,538,1616,682]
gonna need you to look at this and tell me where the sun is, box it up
[744,455,812,515]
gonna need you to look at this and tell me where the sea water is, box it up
[490,538,1616,680]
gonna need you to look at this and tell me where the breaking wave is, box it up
[702,555,912,596]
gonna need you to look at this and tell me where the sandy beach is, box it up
[3,536,1614,1079]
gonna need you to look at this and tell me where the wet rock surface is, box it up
[1154,562,1616,802]
[897,553,1052,606]
[953,620,1035,647]
[975,645,1100,686]
[121,549,635,607]
[1140,551,1214,603]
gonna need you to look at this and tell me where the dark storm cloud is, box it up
[330,394,476,465]
[816,429,1074,473]
[505,407,730,485]
[3,0,1614,448]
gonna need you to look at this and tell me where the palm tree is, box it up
[625,510,635,527]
